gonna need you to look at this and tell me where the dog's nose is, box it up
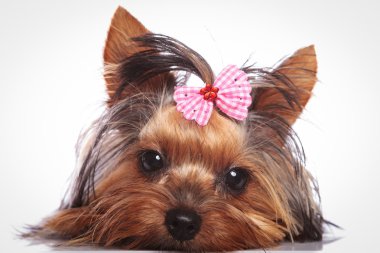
[165,208,202,241]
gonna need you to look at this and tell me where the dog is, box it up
[24,6,326,251]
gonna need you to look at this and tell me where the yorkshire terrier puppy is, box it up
[25,6,326,251]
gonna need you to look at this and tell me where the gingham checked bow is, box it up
[174,65,252,126]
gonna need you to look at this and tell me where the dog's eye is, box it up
[139,150,164,173]
[225,168,249,194]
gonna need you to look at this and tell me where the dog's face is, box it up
[92,107,286,250]
[28,7,324,251]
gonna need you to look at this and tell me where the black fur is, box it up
[64,33,325,242]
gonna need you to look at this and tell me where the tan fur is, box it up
[39,106,313,250]
[253,45,317,125]
[26,6,323,251]
[103,7,175,106]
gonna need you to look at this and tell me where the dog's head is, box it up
[30,6,323,251]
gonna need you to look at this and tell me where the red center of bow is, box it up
[199,84,219,101]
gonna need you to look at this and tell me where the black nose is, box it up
[165,208,202,241]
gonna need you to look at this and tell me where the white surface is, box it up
[0,0,379,252]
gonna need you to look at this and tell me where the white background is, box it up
[1,0,379,252]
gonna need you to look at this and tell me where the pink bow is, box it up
[174,65,252,126]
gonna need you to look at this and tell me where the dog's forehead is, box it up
[139,106,246,166]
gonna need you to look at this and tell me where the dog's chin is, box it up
[115,236,218,251]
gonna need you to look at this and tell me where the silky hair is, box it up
[23,7,330,250]
[60,33,323,241]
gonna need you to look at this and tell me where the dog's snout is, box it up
[165,208,201,241]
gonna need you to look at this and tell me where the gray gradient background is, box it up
[1,0,379,252]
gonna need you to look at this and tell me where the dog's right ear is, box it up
[104,6,148,105]
[104,7,174,106]
[103,6,215,106]
[104,6,148,65]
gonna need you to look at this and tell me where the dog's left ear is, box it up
[250,46,317,125]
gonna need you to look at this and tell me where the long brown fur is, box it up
[24,6,325,251]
